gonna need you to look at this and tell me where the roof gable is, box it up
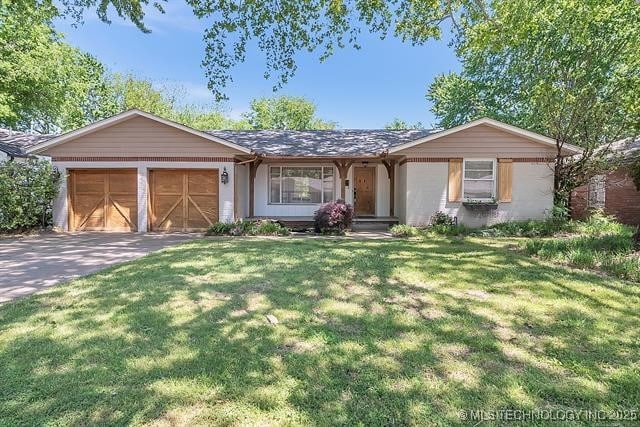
[26,110,251,155]
[388,118,582,155]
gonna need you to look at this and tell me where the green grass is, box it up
[522,234,640,282]
[1,237,639,425]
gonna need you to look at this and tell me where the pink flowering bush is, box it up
[313,199,354,233]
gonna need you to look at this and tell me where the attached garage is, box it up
[69,169,138,232]
[24,110,253,232]
[149,169,219,232]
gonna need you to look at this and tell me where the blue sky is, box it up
[55,1,460,129]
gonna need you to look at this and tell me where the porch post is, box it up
[137,165,148,233]
[248,159,262,218]
[382,160,396,217]
[333,160,353,200]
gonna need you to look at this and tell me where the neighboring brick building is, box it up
[571,137,640,225]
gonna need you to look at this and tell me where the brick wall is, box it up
[571,168,640,225]
[604,169,640,225]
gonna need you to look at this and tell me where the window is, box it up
[269,166,335,204]
[463,159,495,200]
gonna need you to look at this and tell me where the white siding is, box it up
[254,163,337,217]
[235,164,249,219]
[397,163,407,223]
[252,162,393,218]
[405,162,554,227]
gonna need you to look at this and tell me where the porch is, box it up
[237,154,402,222]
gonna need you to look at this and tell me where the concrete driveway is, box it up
[0,233,198,303]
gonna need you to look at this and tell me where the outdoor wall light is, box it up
[221,167,229,185]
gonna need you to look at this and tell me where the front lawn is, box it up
[1,237,639,425]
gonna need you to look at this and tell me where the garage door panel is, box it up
[153,196,185,231]
[74,172,105,194]
[150,169,219,232]
[188,171,217,194]
[109,171,137,193]
[108,196,138,230]
[188,196,217,228]
[153,171,183,194]
[81,204,106,230]
[70,169,137,232]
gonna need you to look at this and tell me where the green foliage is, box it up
[390,224,419,237]
[206,220,290,236]
[0,1,111,132]
[244,96,335,130]
[572,209,630,237]
[384,118,423,130]
[523,234,638,283]
[427,224,472,237]
[427,0,640,205]
[50,0,489,100]
[430,211,456,226]
[0,159,60,231]
[2,237,639,424]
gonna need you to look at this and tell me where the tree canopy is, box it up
[244,96,335,130]
[385,118,423,130]
[0,1,110,132]
[43,0,490,100]
[427,0,640,204]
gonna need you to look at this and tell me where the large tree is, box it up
[385,118,424,130]
[428,0,640,206]
[244,96,335,130]
[48,0,490,100]
[0,0,110,132]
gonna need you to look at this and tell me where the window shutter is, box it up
[498,159,513,202]
[448,159,462,202]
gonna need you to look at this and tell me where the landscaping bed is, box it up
[391,211,640,283]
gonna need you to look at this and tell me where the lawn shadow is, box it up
[0,237,639,425]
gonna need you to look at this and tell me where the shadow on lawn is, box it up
[1,237,639,425]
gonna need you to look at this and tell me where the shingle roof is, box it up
[0,128,52,157]
[611,136,640,159]
[206,129,439,157]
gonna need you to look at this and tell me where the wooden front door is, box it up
[149,169,219,232]
[69,169,138,232]
[354,167,376,216]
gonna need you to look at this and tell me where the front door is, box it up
[354,167,375,216]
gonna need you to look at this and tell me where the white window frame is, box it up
[268,165,335,205]
[462,158,496,202]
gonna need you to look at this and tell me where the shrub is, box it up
[573,209,628,236]
[390,224,419,237]
[314,200,353,234]
[0,159,60,232]
[428,223,472,236]
[522,231,639,283]
[253,219,290,236]
[477,219,566,237]
[430,211,455,226]
[206,219,289,236]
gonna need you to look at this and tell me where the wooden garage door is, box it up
[69,169,138,232]
[149,169,219,232]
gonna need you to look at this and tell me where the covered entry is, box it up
[68,169,138,232]
[149,169,219,232]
